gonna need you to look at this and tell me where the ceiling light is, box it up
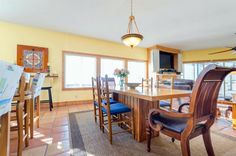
[121,0,143,48]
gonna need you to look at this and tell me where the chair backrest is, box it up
[100,75,112,114]
[189,64,236,126]
[101,77,116,88]
[91,77,101,105]
[142,78,153,88]
[31,73,46,98]
[22,72,31,90]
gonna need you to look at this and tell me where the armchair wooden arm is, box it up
[148,108,193,119]
[147,108,193,132]
[178,103,190,113]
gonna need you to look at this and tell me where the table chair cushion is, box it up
[160,101,170,107]
[102,103,131,115]
[94,98,118,107]
[151,113,204,133]
[151,113,188,133]
[102,98,118,104]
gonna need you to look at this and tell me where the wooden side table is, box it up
[217,100,236,129]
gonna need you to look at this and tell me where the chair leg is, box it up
[16,102,23,156]
[170,98,173,110]
[146,120,152,152]
[48,88,53,111]
[93,105,97,123]
[180,137,191,156]
[108,114,112,144]
[203,129,215,156]
[225,106,232,118]
[24,100,29,147]
[36,96,40,128]
[30,98,34,139]
[101,112,104,133]
[131,109,135,139]
[171,138,175,142]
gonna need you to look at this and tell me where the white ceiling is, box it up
[0,0,236,50]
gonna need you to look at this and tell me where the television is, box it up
[159,51,174,69]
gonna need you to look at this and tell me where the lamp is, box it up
[121,0,143,48]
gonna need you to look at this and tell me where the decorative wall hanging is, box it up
[17,44,48,73]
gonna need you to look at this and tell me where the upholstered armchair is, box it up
[146,64,236,156]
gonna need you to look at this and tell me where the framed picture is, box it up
[17,44,48,73]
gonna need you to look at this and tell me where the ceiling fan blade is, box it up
[208,49,232,55]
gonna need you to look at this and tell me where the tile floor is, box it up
[10,103,236,156]
[10,103,93,156]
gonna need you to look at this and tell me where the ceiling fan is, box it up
[208,46,236,55]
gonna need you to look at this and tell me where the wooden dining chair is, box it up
[92,77,101,125]
[11,75,30,156]
[142,78,153,88]
[100,75,134,144]
[146,64,236,156]
[142,77,172,109]
[29,73,45,139]
[101,77,118,104]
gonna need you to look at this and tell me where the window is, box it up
[101,58,124,84]
[128,61,146,83]
[63,51,147,90]
[64,53,96,89]
[183,61,236,98]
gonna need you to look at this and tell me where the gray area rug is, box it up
[69,111,236,156]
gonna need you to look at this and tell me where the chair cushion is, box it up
[102,103,131,115]
[94,101,99,106]
[151,113,188,133]
[102,98,118,104]
[160,101,170,107]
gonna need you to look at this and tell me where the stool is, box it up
[41,86,53,111]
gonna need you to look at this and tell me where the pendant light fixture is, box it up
[121,0,143,48]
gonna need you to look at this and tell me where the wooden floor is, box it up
[10,102,236,156]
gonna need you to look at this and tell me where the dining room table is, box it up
[111,86,192,142]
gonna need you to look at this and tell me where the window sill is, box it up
[62,87,92,91]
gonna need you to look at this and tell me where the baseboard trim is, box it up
[40,100,93,108]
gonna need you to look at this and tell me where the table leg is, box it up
[113,92,159,142]
[232,105,236,130]
[0,112,10,156]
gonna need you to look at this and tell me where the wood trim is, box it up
[183,58,236,63]
[124,60,128,83]
[148,44,180,54]
[62,50,147,62]
[62,51,148,90]
[62,87,93,91]
[44,100,93,107]
[146,49,150,79]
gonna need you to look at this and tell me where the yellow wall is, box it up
[0,21,147,102]
[182,48,236,63]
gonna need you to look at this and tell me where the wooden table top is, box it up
[111,87,191,101]
[217,100,236,106]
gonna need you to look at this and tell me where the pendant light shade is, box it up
[121,0,143,48]
[122,33,143,48]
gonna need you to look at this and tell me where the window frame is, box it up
[62,51,98,90]
[62,51,148,90]
[127,60,147,83]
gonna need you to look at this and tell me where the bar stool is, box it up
[11,75,30,156]
[41,86,53,111]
